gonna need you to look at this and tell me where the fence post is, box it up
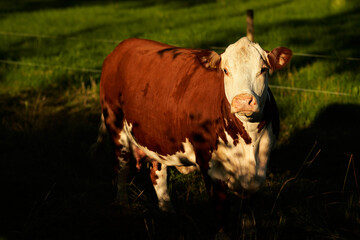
[246,9,254,42]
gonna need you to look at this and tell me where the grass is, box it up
[0,0,359,239]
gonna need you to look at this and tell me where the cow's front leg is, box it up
[196,151,230,233]
[212,180,230,233]
[150,161,174,212]
[201,171,230,238]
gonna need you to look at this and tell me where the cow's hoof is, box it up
[112,199,129,209]
[158,200,175,213]
[215,230,230,240]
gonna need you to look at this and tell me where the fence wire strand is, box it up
[269,85,352,96]
[0,31,121,44]
[0,59,102,73]
[0,30,359,96]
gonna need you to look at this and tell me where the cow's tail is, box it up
[90,113,108,154]
[97,113,108,144]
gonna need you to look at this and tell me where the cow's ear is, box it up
[266,47,292,71]
[197,50,221,70]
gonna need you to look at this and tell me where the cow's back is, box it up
[100,38,225,156]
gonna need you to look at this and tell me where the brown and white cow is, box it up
[99,37,292,229]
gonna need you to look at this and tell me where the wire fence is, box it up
[0,30,359,97]
[0,59,102,73]
[0,31,121,44]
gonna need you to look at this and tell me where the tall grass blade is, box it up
[342,154,353,193]
[351,155,360,200]
[271,142,321,214]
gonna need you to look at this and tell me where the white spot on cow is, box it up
[224,118,228,127]
[209,118,276,193]
[153,164,174,212]
[175,165,198,174]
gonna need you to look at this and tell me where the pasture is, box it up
[0,0,359,239]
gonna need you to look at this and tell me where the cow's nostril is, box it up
[249,97,257,105]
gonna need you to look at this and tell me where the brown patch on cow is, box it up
[257,120,266,133]
[149,161,160,185]
[132,145,146,171]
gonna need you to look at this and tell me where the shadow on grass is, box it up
[0,82,216,239]
[0,0,219,15]
[258,5,360,75]
[0,0,127,14]
[261,103,360,239]
[271,103,360,181]
[0,84,111,239]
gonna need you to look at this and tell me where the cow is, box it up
[99,37,292,232]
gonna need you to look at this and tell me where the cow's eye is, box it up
[223,68,229,75]
[260,67,267,75]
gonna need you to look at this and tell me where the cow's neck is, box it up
[239,119,266,144]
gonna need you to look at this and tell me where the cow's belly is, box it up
[119,120,199,169]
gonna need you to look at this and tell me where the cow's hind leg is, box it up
[114,128,132,205]
[102,106,131,206]
[150,161,174,212]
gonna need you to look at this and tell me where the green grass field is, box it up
[1,0,359,239]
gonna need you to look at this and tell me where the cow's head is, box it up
[221,37,291,121]
[203,37,292,121]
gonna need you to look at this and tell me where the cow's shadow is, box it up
[270,103,360,186]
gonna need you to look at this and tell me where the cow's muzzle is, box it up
[231,94,258,114]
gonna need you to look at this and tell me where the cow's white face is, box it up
[220,37,292,122]
[221,37,270,121]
